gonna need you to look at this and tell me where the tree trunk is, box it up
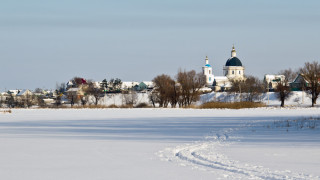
[95,97,98,105]
[312,98,316,107]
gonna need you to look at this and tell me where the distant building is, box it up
[264,74,285,91]
[202,56,214,86]
[136,81,154,91]
[290,74,308,91]
[121,81,139,91]
[223,45,245,80]
[16,89,33,97]
[8,90,20,96]
[203,45,245,91]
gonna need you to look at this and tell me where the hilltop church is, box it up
[202,45,245,91]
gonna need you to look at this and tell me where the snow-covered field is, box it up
[200,91,314,107]
[98,91,315,108]
[0,108,319,180]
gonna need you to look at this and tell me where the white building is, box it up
[223,45,245,80]
[121,81,139,90]
[202,45,245,91]
[202,56,214,86]
[16,89,33,97]
[264,74,285,90]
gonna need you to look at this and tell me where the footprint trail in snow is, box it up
[157,125,318,180]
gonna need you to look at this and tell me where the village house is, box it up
[289,73,318,91]
[264,74,285,91]
[16,89,33,97]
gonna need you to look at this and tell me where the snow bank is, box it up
[200,91,314,107]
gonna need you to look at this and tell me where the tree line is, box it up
[1,61,319,108]
[226,61,320,107]
[55,77,123,107]
[150,69,206,108]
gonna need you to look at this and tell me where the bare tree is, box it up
[300,61,320,107]
[167,80,180,108]
[275,69,297,107]
[152,74,174,107]
[73,77,86,87]
[244,76,265,102]
[229,79,245,101]
[80,95,88,106]
[7,94,15,108]
[24,93,35,108]
[230,76,264,102]
[123,90,138,106]
[34,88,44,94]
[176,70,206,107]
[86,81,103,105]
[0,94,3,108]
[36,95,47,108]
[54,83,65,107]
[66,91,79,107]
[152,70,205,108]
[148,91,158,108]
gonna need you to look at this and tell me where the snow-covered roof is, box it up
[200,87,212,92]
[121,81,139,89]
[291,73,314,84]
[214,76,229,81]
[67,88,80,92]
[93,82,101,88]
[264,74,285,83]
[8,90,19,95]
[223,82,232,88]
[67,80,74,86]
[17,89,32,96]
[142,81,154,88]
[0,92,8,96]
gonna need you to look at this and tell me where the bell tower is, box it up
[202,56,214,86]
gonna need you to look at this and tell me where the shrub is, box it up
[199,102,266,109]
[71,105,108,109]
[107,104,119,108]
[119,104,134,108]
[1,109,12,113]
[135,103,151,108]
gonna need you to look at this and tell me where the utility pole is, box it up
[239,84,242,102]
[267,87,269,105]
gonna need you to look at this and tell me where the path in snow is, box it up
[157,120,319,180]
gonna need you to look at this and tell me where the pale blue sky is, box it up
[0,0,320,90]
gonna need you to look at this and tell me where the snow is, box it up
[142,81,154,88]
[0,108,319,179]
[200,91,314,107]
[66,87,80,92]
[121,81,139,89]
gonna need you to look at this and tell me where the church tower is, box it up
[223,45,245,80]
[202,56,214,86]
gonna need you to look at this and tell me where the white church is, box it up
[202,45,245,91]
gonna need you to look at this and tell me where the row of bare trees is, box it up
[273,68,297,107]
[300,61,320,107]
[275,61,320,107]
[228,61,320,107]
[229,76,265,102]
[3,93,37,108]
[151,70,206,107]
